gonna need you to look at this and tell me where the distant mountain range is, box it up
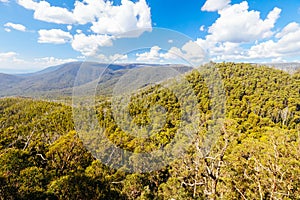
[1,61,299,98]
[257,62,300,73]
[0,62,193,98]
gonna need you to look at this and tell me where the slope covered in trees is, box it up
[0,62,192,98]
[0,63,299,199]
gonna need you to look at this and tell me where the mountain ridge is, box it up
[0,62,193,98]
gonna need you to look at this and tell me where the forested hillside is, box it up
[0,63,299,199]
[0,62,192,98]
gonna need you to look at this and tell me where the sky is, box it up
[1,0,300,73]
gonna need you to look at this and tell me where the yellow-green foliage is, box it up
[0,63,299,199]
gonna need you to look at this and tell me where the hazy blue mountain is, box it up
[0,73,24,92]
[17,63,67,77]
[0,62,192,98]
[258,62,300,73]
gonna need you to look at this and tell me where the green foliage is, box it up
[0,63,300,199]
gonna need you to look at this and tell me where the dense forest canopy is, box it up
[0,63,299,199]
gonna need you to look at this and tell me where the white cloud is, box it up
[205,22,300,62]
[38,29,73,44]
[0,0,9,3]
[17,0,75,24]
[159,49,178,60]
[17,0,38,9]
[201,0,230,12]
[0,52,28,73]
[168,41,207,65]
[4,28,11,32]
[136,46,161,62]
[17,0,152,57]
[71,33,113,56]
[72,0,107,24]
[0,52,18,61]
[275,22,299,38]
[67,25,72,31]
[135,46,180,63]
[207,2,281,43]
[17,0,152,35]
[95,53,128,63]
[89,0,151,35]
[0,52,76,68]
[196,38,242,57]
[4,22,26,32]
[135,41,207,65]
[195,1,283,62]
[109,54,128,61]
[33,57,77,66]
[199,25,205,31]
[96,54,110,62]
[247,22,300,59]
[271,57,286,63]
[0,52,78,73]
[133,0,152,29]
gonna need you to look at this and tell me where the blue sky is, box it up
[0,0,300,73]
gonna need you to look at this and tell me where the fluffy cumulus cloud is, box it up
[201,0,230,12]
[207,1,281,43]
[136,46,162,62]
[4,22,26,32]
[17,0,75,24]
[17,0,152,57]
[248,22,300,59]
[109,54,128,61]
[196,37,244,59]
[17,0,151,34]
[197,1,285,62]
[71,33,113,56]
[204,21,300,62]
[166,41,207,65]
[136,46,181,63]
[38,29,73,44]
[135,41,207,65]
[0,0,9,3]
[88,0,151,35]
[72,0,107,24]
